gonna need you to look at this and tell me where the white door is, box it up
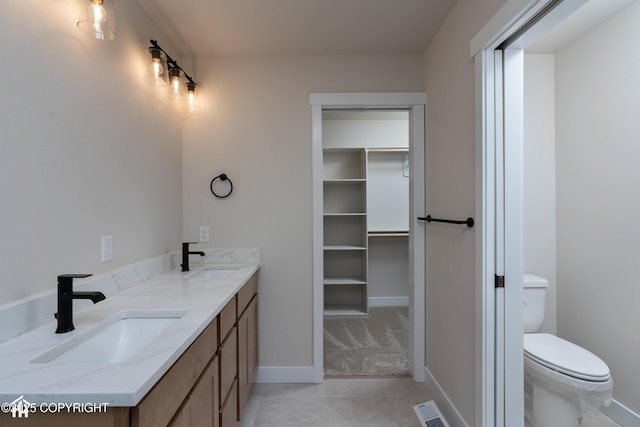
[501,46,526,427]
[475,47,525,427]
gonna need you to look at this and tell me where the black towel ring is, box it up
[210,173,233,199]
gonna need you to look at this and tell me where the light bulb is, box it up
[152,58,163,79]
[166,68,186,100]
[89,0,107,25]
[144,47,168,86]
[77,0,116,41]
[183,82,201,113]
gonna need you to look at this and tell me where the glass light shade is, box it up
[166,68,186,100]
[183,82,201,113]
[77,0,116,41]
[143,48,169,86]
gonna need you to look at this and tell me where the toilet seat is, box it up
[524,334,610,382]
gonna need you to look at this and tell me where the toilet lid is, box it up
[524,334,610,382]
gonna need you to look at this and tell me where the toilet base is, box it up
[524,350,612,427]
[532,382,581,427]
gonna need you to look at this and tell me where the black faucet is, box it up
[55,274,106,334]
[181,242,205,272]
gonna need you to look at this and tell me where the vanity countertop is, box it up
[0,261,259,407]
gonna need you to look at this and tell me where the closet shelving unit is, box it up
[323,148,368,316]
[322,147,410,316]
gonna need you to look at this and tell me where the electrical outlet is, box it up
[199,226,209,242]
[101,236,113,262]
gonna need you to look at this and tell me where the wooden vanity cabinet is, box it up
[129,272,258,427]
[237,272,258,419]
[0,272,258,427]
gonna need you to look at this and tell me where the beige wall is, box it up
[182,54,423,367]
[423,0,508,424]
[555,2,640,415]
[523,54,557,334]
[0,0,183,305]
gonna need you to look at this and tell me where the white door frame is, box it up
[310,92,426,383]
[472,0,588,425]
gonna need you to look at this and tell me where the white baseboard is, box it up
[602,399,640,427]
[254,366,315,383]
[424,366,469,427]
[368,297,409,307]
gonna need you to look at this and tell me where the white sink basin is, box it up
[32,309,187,364]
[187,264,240,280]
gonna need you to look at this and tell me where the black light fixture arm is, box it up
[149,39,197,86]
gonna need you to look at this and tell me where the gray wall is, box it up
[523,54,557,334]
[422,0,508,424]
[555,2,640,415]
[0,0,183,305]
[182,54,423,369]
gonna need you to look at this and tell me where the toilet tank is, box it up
[523,274,548,333]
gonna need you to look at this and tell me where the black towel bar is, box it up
[418,215,474,228]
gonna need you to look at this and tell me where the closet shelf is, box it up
[324,277,367,286]
[367,148,409,153]
[323,245,367,251]
[324,304,368,316]
[368,231,409,237]
[323,179,366,183]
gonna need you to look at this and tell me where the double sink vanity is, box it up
[0,253,259,427]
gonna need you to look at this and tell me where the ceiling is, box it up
[527,0,636,53]
[136,0,457,56]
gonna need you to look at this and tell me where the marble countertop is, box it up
[0,261,259,407]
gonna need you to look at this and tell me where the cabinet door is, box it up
[190,356,219,427]
[237,296,258,419]
[219,327,237,405]
[247,298,258,390]
[169,402,191,427]
[220,380,237,427]
[237,309,249,416]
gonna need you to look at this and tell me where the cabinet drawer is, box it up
[218,296,236,343]
[132,320,217,427]
[237,273,258,315]
[219,326,237,403]
[220,380,237,427]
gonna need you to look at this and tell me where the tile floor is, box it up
[238,378,434,427]
[239,377,622,427]
[524,404,621,427]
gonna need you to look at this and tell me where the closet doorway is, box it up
[310,93,426,382]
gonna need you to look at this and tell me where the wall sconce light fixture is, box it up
[183,82,201,113]
[144,40,201,113]
[144,46,168,86]
[77,0,116,41]
[166,67,186,100]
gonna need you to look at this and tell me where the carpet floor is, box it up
[323,306,409,377]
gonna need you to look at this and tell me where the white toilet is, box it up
[523,274,613,427]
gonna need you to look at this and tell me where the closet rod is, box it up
[418,215,474,228]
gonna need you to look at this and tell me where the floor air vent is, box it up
[413,400,450,427]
